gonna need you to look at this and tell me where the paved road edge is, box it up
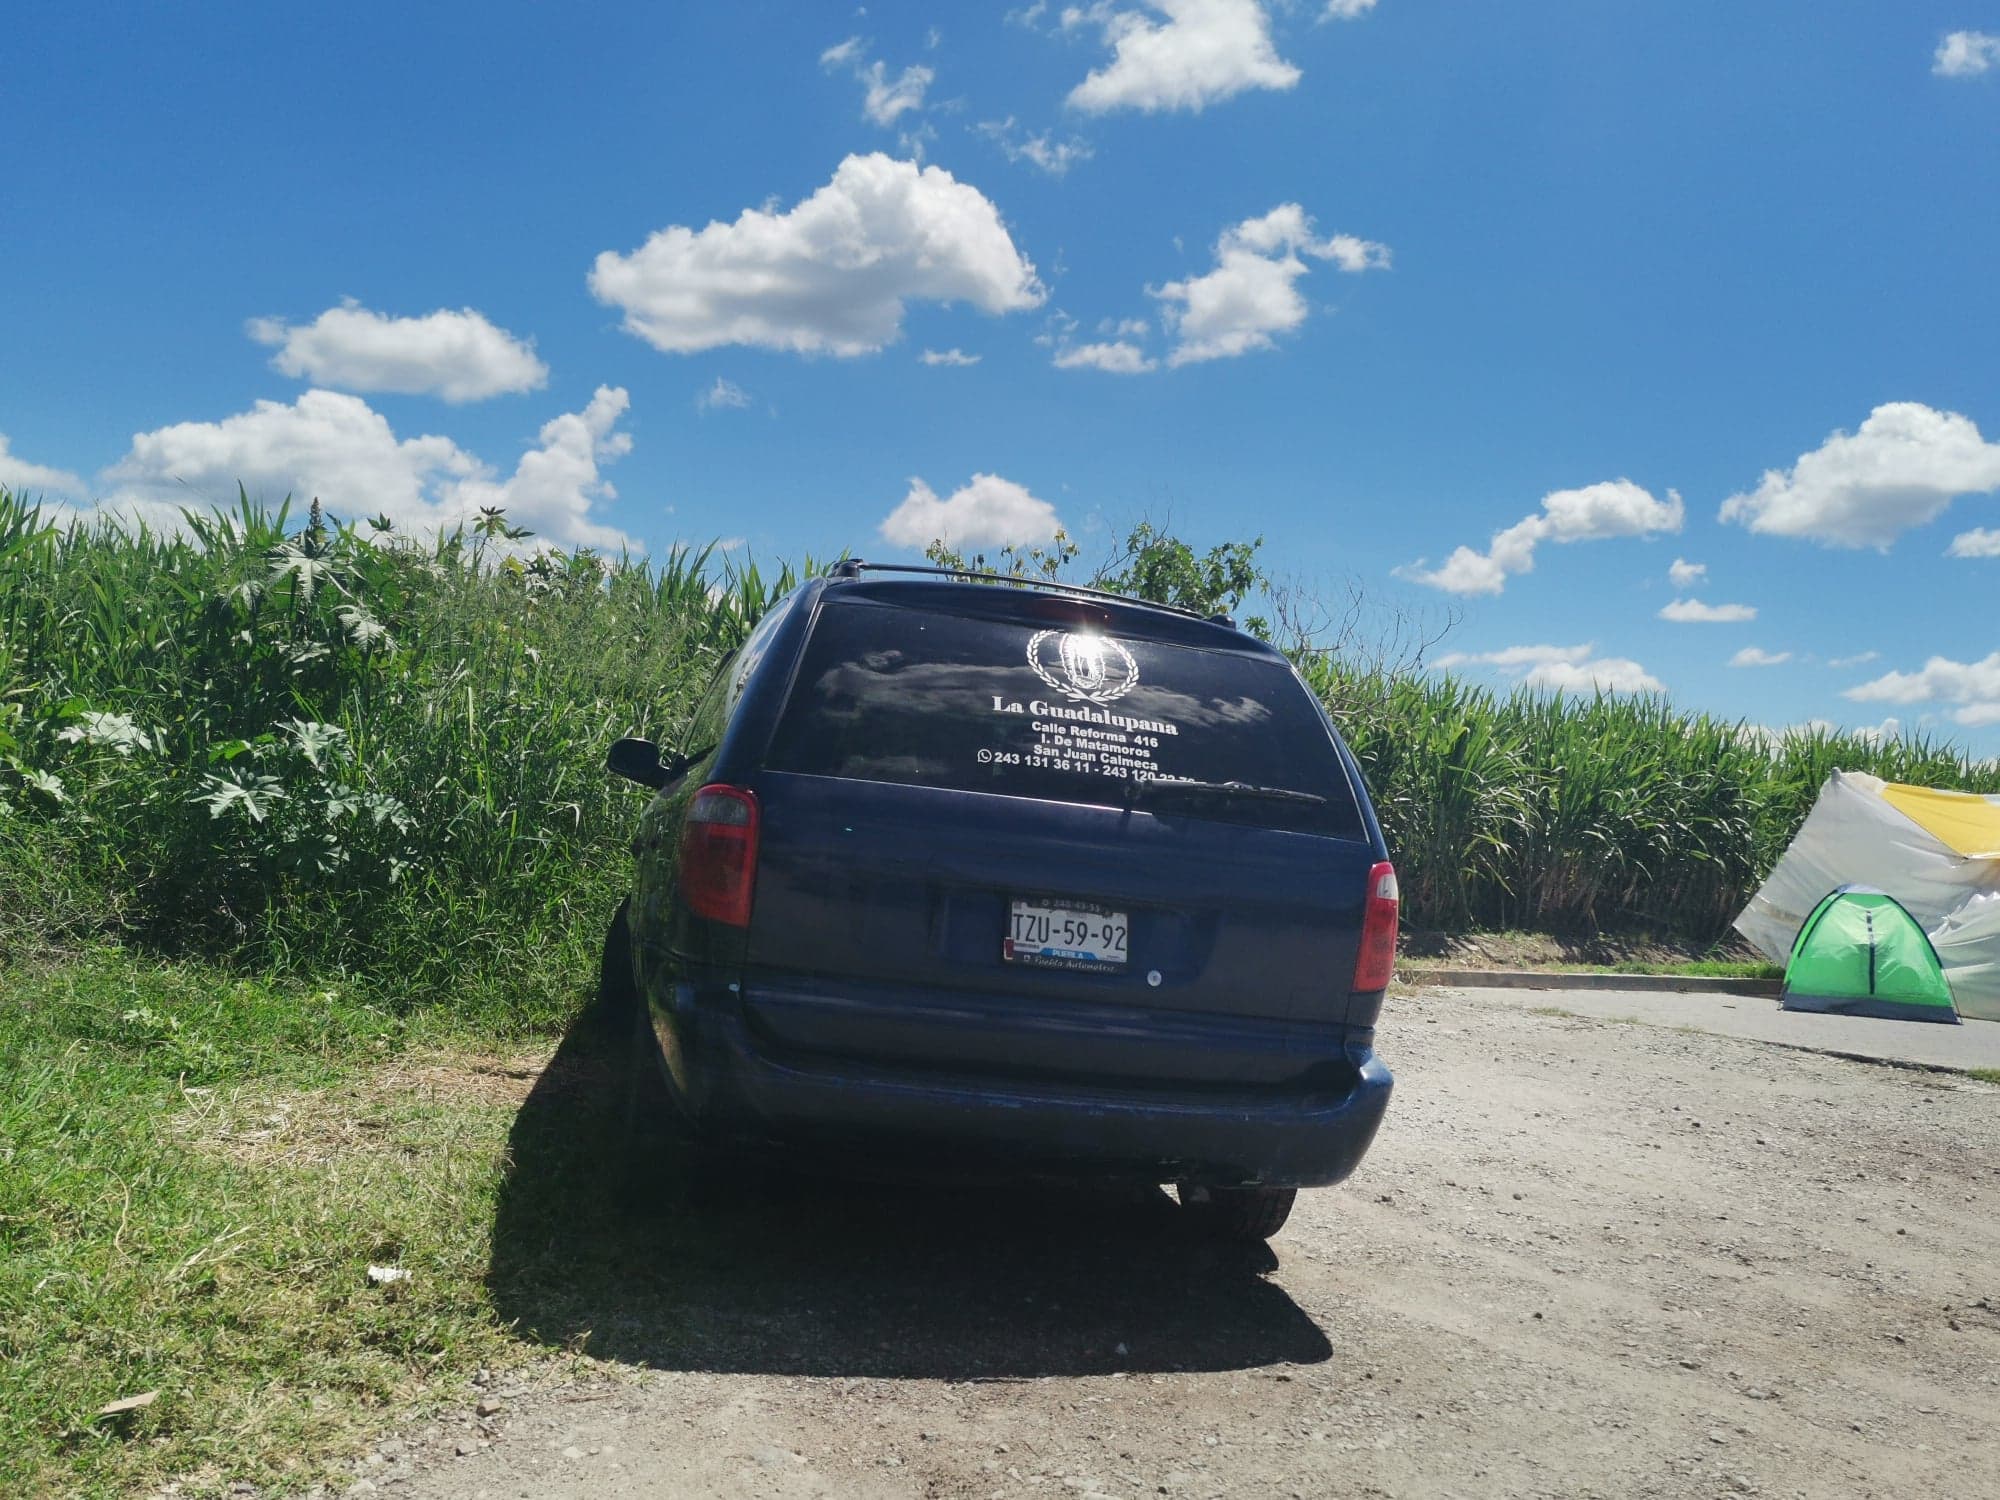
[1402,968,1781,997]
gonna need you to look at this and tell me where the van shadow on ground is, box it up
[486,1006,1334,1380]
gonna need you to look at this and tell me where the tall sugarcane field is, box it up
[5,487,1996,1019]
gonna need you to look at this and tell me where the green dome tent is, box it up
[1783,886,1961,1024]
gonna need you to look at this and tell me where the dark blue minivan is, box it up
[601,565,1397,1240]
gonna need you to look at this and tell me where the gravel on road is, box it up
[356,988,2000,1500]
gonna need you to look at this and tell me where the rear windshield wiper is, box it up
[1126,777,1326,808]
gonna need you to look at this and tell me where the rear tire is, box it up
[1177,1183,1298,1241]
[618,984,678,1216]
[597,897,638,1025]
[619,977,731,1211]
[622,989,665,1142]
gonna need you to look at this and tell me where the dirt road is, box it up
[367,989,2000,1500]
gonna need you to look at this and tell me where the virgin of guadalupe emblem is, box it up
[1026,630,1139,706]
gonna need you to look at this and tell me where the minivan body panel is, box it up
[745,773,1379,1062]
[628,574,1397,1190]
[656,971,1392,1188]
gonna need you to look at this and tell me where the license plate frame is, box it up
[1004,897,1130,972]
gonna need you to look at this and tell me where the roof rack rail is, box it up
[822,559,1224,624]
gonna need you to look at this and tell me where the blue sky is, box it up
[5,2,2000,742]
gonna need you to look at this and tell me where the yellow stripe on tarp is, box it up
[1880,781,2000,858]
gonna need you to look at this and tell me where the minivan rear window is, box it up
[763,597,1364,838]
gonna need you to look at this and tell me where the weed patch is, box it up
[1545,960,1785,980]
[0,952,538,1497]
[0,489,806,1013]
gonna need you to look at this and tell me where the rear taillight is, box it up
[677,784,760,927]
[1352,860,1399,992]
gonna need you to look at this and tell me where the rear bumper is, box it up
[648,980,1394,1189]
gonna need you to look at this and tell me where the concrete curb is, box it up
[1403,967,1783,998]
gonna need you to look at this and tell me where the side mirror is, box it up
[606,737,678,789]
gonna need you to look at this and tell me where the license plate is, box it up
[1004,898,1129,971]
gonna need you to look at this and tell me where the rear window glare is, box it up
[763,597,1364,838]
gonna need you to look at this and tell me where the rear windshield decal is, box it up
[764,603,1364,837]
[1027,630,1138,706]
[998,632,1178,783]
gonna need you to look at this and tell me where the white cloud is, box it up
[95,387,634,550]
[1323,0,1378,17]
[920,348,982,366]
[1395,547,1509,596]
[1018,133,1091,174]
[1667,557,1706,589]
[1829,651,1880,669]
[1762,716,1909,745]
[697,377,751,411]
[822,37,934,126]
[1847,651,2000,727]
[99,390,471,534]
[1067,0,1300,115]
[1718,402,2000,549]
[897,122,939,165]
[1659,598,1756,623]
[1436,643,1664,696]
[1934,31,2000,78]
[861,60,935,126]
[1948,527,2000,558]
[819,36,865,68]
[1152,203,1387,366]
[879,472,1062,550]
[1054,340,1157,374]
[1437,644,1591,672]
[1525,656,1664,695]
[0,435,83,496]
[1398,479,1683,596]
[975,117,1094,176]
[589,153,1044,358]
[1742,719,1830,748]
[246,300,547,403]
[446,388,635,551]
[1730,647,1792,668]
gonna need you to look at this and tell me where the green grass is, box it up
[0,950,537,1497]
[1543,960,1785,980]
[1968,1068,2000,1086]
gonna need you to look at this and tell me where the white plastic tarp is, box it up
[1929,892,2000,1023]
[1734,771,2000,965]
